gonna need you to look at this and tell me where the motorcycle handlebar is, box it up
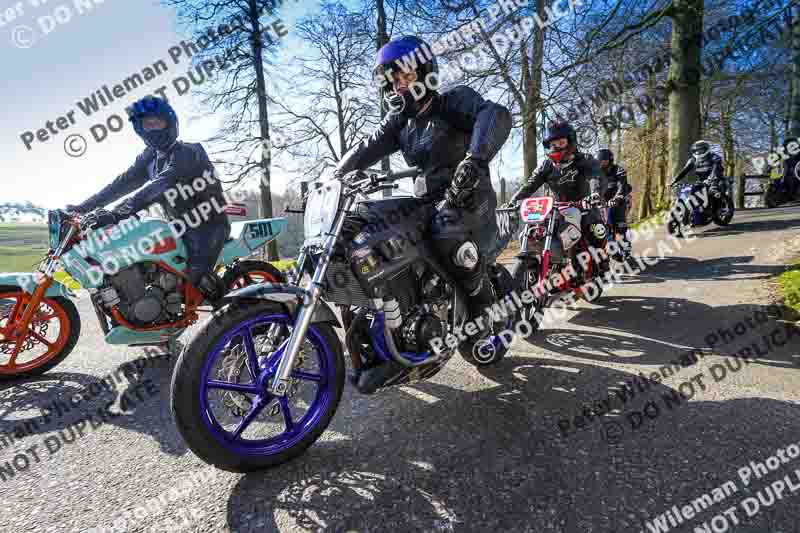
[386,167,421,180]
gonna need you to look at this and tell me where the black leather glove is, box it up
[610,195,623,207]
[444,155,483,209]
[80,209,120,231]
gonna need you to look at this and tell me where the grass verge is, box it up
[630,207,670,231]
[777,259,800,317]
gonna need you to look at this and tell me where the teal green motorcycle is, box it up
[0,209,288,380]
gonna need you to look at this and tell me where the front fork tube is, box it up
[268,198,352,396]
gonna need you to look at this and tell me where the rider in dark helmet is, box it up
[780,137,800,200]
[669,140,728,220]
[334,35,512,330]
[508,121,608,264]
[670,140,725,185]
[597,148,632,256]
[65,96,230,300]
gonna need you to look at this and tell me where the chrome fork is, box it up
[268,195,354,396]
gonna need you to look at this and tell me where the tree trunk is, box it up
[770,115,777,154]
[521,0,546,179]
[791,4,800,137]
[248,0,278,260]
[376,0,392,196]
[667,0,704,179]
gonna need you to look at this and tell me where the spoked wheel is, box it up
[222,261,286,291]
[0,286,81,380]
[170,301,344,472]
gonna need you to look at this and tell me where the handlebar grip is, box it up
[388,167,420,180]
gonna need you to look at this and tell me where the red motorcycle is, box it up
[509,196,608,338]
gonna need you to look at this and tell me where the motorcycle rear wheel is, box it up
[170,300,344,472]
[222,260,286,291]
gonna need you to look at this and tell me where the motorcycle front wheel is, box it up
[170,300,344,472]
[666,205,686,237]
[0,286,81,380]
[509,259,543,341]
[712,197,734,226]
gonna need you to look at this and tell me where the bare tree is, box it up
[162,0,287,259]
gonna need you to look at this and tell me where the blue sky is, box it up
[2,0,315,208]
[2,0,522,208]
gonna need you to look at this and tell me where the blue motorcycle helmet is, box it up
[374,36,438,117]
[126,96,179,152]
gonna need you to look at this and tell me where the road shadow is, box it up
[634,255,784,282]
[0,352,187,456]
[223,357,800,532]
[523,296,799,370]
[689,205,800,238]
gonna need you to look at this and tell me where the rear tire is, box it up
[222,260,286,291]
[170,301,344,471]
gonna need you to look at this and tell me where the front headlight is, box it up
[304,180,342,243]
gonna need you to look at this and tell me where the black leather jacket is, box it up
[336,86,512,199]
[510,152,601,203]
[77,142,228,223]
[673,153,724,185]
[601,163,631,199]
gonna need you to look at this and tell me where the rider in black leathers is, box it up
[508,121,607,263]
[597,148,632,255]
[334,35,512,326]
[670,140,725,187]
[65,96,230,299]
[780,137,800,200]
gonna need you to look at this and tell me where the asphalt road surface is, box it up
[2,206,800,533]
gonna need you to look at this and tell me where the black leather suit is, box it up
[673,152,725,184]
[75,142,230,285]
[601,163,631,228]
[336,85,512,302]
[782,152,800,199]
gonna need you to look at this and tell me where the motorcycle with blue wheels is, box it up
[666,177,734,237]
[170,168,516,471]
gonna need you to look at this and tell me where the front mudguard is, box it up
[220,282,342,328]
[0,273,75,298]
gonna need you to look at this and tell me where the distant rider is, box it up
[507,121,609,271]
[597,148,632,257]
[780,137,800,201]
[65,96,230,300]
[670,140,725,188]
[333,35,512,331]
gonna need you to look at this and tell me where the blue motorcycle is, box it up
[169,168,516,471]
[666,178,734,237]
